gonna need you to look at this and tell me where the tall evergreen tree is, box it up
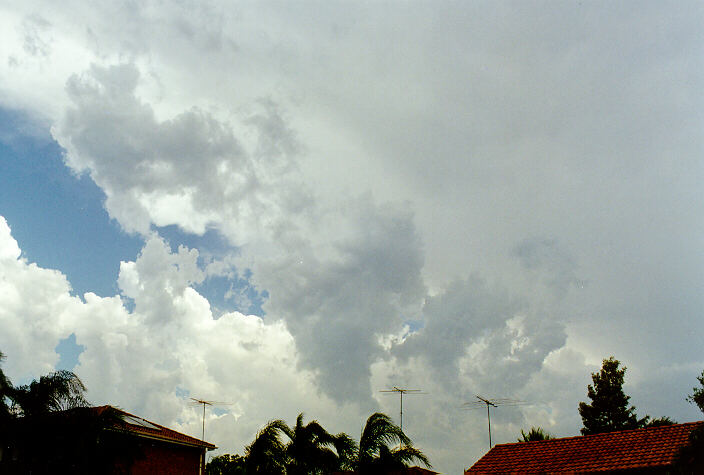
[687,370,704,414]
[675,369,704,470]
[578,356,645,435]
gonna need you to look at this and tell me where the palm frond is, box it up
[392,445,432,468]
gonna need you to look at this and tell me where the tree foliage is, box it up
[578,356,646,435]
[0,352,11,414]
[0,350,138,474]
[357,412,431,474]
[245,423,287,474]
[242,411,430,474]
[643,416,676,427]
[687,370,704,414]
[518,426,554,442]
[10,370,88,417]
[675,369,704,471]
[206,454,247,475]
[0,351,13,464]
[245,413,356,474]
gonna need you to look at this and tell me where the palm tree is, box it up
[331,431,358,472]
[8,370,89,473]
[245,422,287,474]
[245,413,357,474]
[7,368,136,474]
[357,412,431,474]
[10,369,88,416]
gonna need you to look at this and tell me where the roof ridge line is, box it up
[493,420,704,447]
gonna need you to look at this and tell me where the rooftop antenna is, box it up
[189,398,232,441]
[380,387,424,433]
[463,396,529,449]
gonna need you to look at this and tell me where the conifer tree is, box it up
[578,356,645,435]
[687,370,704,414]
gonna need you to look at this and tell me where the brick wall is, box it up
[123,439,204,475]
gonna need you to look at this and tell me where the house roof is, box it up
[466,421,703,474]
[95,405,216,450]
[402,468,439,474]
[332,469,438,475]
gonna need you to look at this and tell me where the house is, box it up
[95,405,217,475]
[332,467,438,475]
[466,421,704,474]
[396,468,439,475]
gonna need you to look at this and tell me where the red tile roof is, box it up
[95,405,216,450]
[466,421,703,474]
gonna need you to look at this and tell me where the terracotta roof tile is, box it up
[94,405,216,450]
[466,421,703,474]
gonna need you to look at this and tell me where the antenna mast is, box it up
[380,387,423,433]
[463,396,529,449]
[189,398,232,441]
[477,396,496,448]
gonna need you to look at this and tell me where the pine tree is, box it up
[578,357,645,435]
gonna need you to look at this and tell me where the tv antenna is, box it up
[463,396,529,449]
[380,387,425,433]
[189,398,232,441]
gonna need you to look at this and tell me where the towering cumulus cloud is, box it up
[1,2,703,473]
[0,218,346,457]
[38,61,576,470]
[53,64,430,403]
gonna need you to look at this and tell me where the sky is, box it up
[0,1,702,472]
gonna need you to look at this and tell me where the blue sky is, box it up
[1,107,267,371]
[0,107,142,298]
[0,2,702,473]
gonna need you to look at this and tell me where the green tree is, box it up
[0,351,13,469]
[675,370,704,471]
[0,351,11,416]
[245,413,356,474]
[245,423,287,474]
[687,370,704,413]
[643,416,676,427]
[206,453,247,475]
[4,367,137,474]
[331,431,358,472]
[578,356,646,435]
[518,426,554,442]
[10,370,88,417]
[357,412,431,474]
[281,413,355,475]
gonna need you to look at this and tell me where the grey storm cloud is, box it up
[513,237,581,298]
[2,1,703,472]
[55,63,310,239]
[397,277,520,373]
[253,197,426,402]
[54,63,430,404]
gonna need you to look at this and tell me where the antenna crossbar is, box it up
[189,398,232,475]
[380,387,425,434]
[189,398,233,441]
[463,395,529,449]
